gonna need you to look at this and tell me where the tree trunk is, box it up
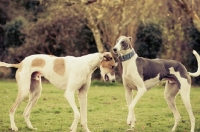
[90,28,104,53]
[85,6,105,53]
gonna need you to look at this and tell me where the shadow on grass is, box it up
[91,79,122,87]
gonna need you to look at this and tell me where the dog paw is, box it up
[31,127,38,130]
[70,128,76,132]
[27,126,38,130]
[126,129,134,132]
[131,120,136,129]
[127,116,133,125]
[11,126,18,131]
[81,124,91,132]
[127,115,136,128]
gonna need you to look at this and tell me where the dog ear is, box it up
[127,37,132,42]
[103,54,112,61]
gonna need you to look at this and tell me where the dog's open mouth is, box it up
[104,74,109,82]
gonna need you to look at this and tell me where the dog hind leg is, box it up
[78,82,90,132]
[23,77,42,130]
[164,82,180,132]
[9,72,31,131]
[10,91,28,131]
[179,82,195,132]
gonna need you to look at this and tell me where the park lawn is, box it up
[0,80,200,132]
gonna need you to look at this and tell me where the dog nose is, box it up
[112,79,116,83]
[113,48,117,52]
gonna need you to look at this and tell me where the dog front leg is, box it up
[124,85,136,129]
[125,86,132,107]
[65,90,80,132]
[78,85,90,132]
[127,87,147,130]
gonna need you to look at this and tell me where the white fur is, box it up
[144,74,160,90]
[188,50,200,77]
[0,52,116,132]
[113,36,200,132]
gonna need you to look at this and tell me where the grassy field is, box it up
[0,80,200,132]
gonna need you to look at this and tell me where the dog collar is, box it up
[119,50,135,62]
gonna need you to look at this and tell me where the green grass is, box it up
[0,80,200,132]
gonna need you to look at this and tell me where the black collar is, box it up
[119,50,135,62]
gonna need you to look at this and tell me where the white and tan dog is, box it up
[112,36,200,132]
[0,52,117,132]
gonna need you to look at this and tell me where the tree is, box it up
[1,0,200,83]
[175,0,200,30]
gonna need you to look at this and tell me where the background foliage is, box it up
[0,0,200,83]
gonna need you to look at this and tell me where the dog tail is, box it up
[0,62,20,69]
[188,50,200,77]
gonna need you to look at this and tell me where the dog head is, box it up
[100,52,117,83]
[112,36,132,54]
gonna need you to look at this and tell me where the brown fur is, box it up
[101,55,116,75]
[31,58,45,68]
[53,58,65,76]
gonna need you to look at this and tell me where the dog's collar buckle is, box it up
[119,50,135,62]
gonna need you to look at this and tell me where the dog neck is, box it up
[88,53,103,72]
[119,49,136,62]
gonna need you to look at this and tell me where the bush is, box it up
[3,16,26,49]
[135,23,162,59]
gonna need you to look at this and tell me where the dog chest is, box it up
[123,70,145,90]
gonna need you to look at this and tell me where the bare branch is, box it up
[81,0,97,5]
[65,0,97,6]
[85,0,97,5]
[175,0,200,30]
[192,11,200,30]
[191,0,194,9]
[175,0,192,14]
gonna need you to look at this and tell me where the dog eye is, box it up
[121,41,125,46]
[111,66,115,69]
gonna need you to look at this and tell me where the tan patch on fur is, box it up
[53,58,65,76]
[31,58,45,67]
[101,52,116,75]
